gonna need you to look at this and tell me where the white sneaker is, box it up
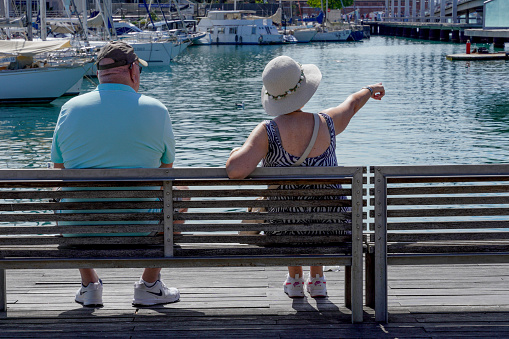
[75,279,103,307]
[283,274,304,298]
[132,276,180,306]
[306,274,327,298]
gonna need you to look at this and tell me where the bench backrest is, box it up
[372,165,509,257]
[0,167,365,269]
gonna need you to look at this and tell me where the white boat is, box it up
[311,27,352,42]
[0,40,93,104]
[117,35,191,66]
[280,27,317,43]
[195,10,283,45]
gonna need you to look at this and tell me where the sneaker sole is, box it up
[132,298,180,307]
[75,300,103,307]
[284,291,304,298]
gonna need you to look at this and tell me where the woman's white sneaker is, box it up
[306,274,327,298]
[283,274,304,298]
[75,279,103,307]
[132,278,180,306]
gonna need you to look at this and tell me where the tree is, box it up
[307,0,353,10]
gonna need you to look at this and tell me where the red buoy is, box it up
[466,40,471,54]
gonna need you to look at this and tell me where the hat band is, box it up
[97,60,129,70]
[264,64,304,101]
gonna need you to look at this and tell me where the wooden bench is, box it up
[367,164,509,323]
[0,166,365,323]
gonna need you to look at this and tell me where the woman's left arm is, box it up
[226,122,269,179]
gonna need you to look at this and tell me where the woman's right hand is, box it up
[367,82,385,100]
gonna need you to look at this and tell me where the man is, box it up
[51,41,179,307]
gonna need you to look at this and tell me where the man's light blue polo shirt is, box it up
[51,83,175,168]
[50,83,176,237]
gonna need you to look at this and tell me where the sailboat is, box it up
[0,40,94,104]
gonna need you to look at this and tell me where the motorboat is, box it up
[0,40,93,104]
[195,10,283,45]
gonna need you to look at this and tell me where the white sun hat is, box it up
[261,55,322,116]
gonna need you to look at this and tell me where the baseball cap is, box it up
[96,41,148,70]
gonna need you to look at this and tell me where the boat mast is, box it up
[170,0,188,35]
[27,0,33,40]
[39,0,46,39]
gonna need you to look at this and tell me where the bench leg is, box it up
[0,269,5,312]
[344,266,351,309]
[365,252,375,308]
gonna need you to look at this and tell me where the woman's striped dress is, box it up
[262,112,350,236]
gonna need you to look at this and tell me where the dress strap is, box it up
[292,113,320,167]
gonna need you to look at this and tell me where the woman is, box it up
[226,55,385,298]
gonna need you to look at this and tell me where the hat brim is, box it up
[138,58,148,67]
[261,63,322,117]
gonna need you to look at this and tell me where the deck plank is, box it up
[1,264,509,337]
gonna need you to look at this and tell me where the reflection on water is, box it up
[1,37,509,169]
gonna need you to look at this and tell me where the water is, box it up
[1,36,509,169]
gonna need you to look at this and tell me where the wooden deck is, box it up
[1,264,509,338]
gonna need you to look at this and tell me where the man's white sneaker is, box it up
[306,274,327,298]
[132,277,180,306]
[283,274,304,298]
[75,279,103,307]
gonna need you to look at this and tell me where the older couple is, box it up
[51,41,385,306]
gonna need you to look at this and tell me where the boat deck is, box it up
[2,264,509,338]
[446,52,509,60]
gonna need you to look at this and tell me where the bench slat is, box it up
[379,220,509,230]
[386,196,509,205]
[0,213,162,222]
[387,242,509,253]
[173,188,352,198]
[0,190,163,199]
[384,185,509,195]
[174,211,353,221]
[174,199,354,209]
[175,222,352,232]
[387,232,509,242]
[387,207,509,218]
[174,178,353,186]
[174,234,350,244]
[0,201,163,211]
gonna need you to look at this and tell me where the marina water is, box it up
[1,36,509,169]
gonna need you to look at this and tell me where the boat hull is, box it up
[0,64,92,104]
[291,28,317,43]
[312,29,351,42]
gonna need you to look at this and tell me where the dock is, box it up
[446,52,509,60]
[1,264,509,337]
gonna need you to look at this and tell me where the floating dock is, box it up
[446,52,509,60]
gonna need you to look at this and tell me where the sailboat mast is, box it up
[39,0,46,39]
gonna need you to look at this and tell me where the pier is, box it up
[1,265,509,337]
[366,0,509,48]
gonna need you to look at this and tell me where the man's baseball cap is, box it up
[96,41,148,70]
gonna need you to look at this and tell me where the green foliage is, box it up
[307,0,353,10]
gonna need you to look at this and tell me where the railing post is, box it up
[163,181,174,257]
[374,167,388,323]
[0,269,5,312]
[350,167,364,323]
